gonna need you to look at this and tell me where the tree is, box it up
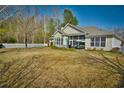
[1,6,79,45]
[0,28,8,43]
[14,6,39,48]
[0,6,18,43]
[34,18,45,43]
[47,18,56,37]
[0,18,17,43]
[62,9,78,27]
[52,6,62,30]
[113,27,124,39]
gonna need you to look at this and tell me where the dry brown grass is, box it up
[0,47,124,88]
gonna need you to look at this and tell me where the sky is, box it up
[58,5,124,30]
[2,5,124,30]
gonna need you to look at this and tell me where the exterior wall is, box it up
[53,32,63,47]
[63,36,68,48]
[105,36,112,51]
[53,31,122,51]
[85,37,90,49]
[54,32,62,38]
[121,45,124,54]
[85,36,112,51]
[112,37,121,48]
[52,25,122,51]
[63,26,84,34]
[85,37,92,50]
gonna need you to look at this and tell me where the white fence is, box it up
[2,43,47,48]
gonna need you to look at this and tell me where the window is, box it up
[58,38,60,45]
[91,37,94,46]
[55,38,57,45]
[90,37,106,47]
[56,38,58,45]
[73,36,78,40]
[101,37,106,47]
[73,41,76,47]
[79,35,85,39]
[69,41,73,45]
[61,38,63,45]
[56,38,62,46]
[95,37,100,47]
[69,36,72,40]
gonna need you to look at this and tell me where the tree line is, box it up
[0,6,78,47]
[1,5,123,47]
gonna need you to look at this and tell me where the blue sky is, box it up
[13,5,124,30]
[58,5,124,30]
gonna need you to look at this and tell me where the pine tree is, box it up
[62,9,78,27]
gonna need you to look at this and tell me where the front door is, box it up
[69,41,73,48]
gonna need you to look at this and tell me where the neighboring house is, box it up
[50,23,124,51]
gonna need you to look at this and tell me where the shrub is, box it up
[68,48,76,51]
[93,48,96,51]
[8,37,17,43]
[99,48,104,51]
[86,48,92,51]
[51,46,59,49]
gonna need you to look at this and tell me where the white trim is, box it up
[53,30,61,36]
[61,23,86,34]
[90,36,106,48]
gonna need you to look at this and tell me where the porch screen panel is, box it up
[95,37,100,47]
[101,37,106,47]
[91,37,94,46]
[61,38,63,45]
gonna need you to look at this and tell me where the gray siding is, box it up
[53,32,63,47]
[63,26,84,35]
[112,37,121,48]
[85,36,112,51]
[52,24,122,51]
[121,45,124,54]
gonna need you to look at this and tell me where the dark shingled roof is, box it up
[80,26,114,37]
[63,24,113,36]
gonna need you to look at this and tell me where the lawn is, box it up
[0,47,124,88]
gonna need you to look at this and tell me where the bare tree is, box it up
[42,6,51,45]
[15,6,38,47]
[52,6,62,30]
[0,5,56,44]
[113,27,124,39]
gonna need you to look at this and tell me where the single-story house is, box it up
[49,23,124,51]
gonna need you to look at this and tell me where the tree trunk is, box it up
[25,32,28,48]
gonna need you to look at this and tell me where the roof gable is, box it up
[61,23,85,36]
[53,30,64,36]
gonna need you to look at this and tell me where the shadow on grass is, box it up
[87,53,124,87]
